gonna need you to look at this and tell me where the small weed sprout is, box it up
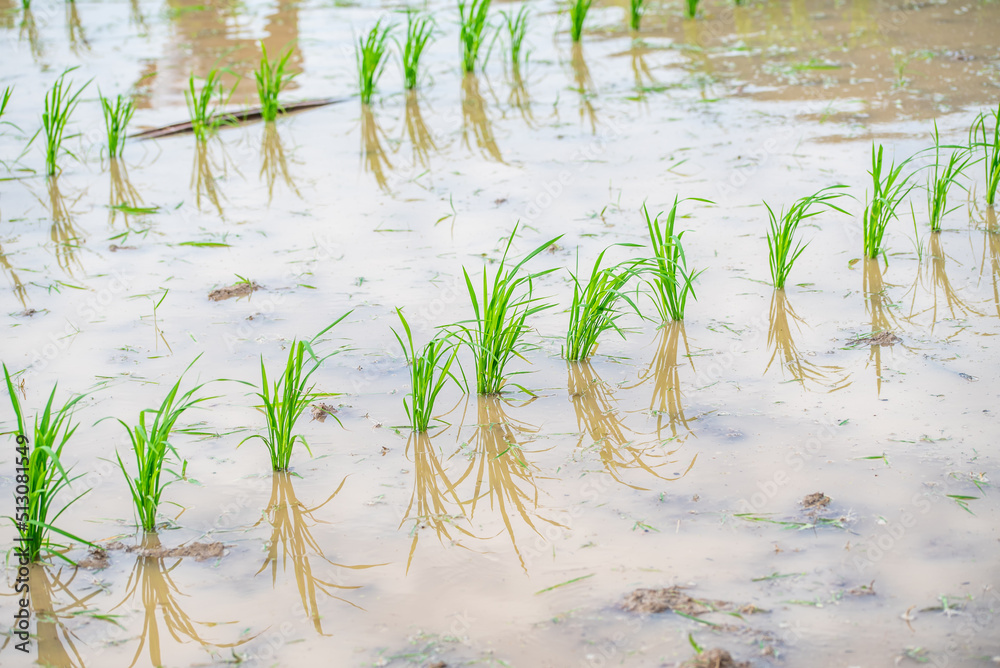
[399,11,434,90]
[766,185,849,289]
[969,103,999,206]
[563,247,641,361]
[500,6,530,78]
[243,313,351,471]
[569,0,592,42]
[115,360,213,532]
[926,122,971,232]
[357,19,393,105]
[100,92,135,159]
[458,0,492,74]
[42,69,88,176]
[454,224,562,394]
[255,42,297,122]
[185,69,229,141]
[641,197,708,321]
[863,144,915,258]
[4,365,91,563]
[629,0,645,30]
[392,308,458,432]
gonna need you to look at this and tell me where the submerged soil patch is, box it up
[105,541,226,561]
[621,586,728,615]
[208,281,260,301]
[679,649,750,668]
[848,331,901,347]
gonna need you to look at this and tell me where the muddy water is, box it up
[1,0,999,666]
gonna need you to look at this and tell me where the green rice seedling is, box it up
[455,224,562,394]
[116,359,214,532]
[641,197,709,321]
[458,0,492,74]
[926,122,972,232]
[685,0,699,19]
[41,69,88,176]
[243,313,350,470]
[863,144,916,258]
[629,0,645,30]
[563,247,641,361]
[255,42,297,122]
[970,103,1000,206]
[356,19,393,105]
[391,308,458,432]
[185,69,229,142]
[500,6,529,77]
[0,86,11,125]
[569,0,591,41]
[4,365,91,563]
[766,185,849,288]
[399,11,434,90]
[99,92,135,159]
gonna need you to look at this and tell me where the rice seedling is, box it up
[115,360,214,532]
[500,6,529,77]
[863,144,915,258]
[41,69,88,177]
[563,247,641,361]
[685,0,699,19]
[969,102,999,206]
[399,11,434,90]
[458,0,492,74]
[356,19,393,105]
[926,123,972,232]
[569,0,591,42]
[391,308,458,432]
[629,0,645,30]
[0,86,11,125]
[185,69,228,142]
[766,185,849,288]
[4,365,91,563]
[243,313,350,471]
[641,197,709,321]
[255,42,297,122]
[454,225,562,394]
[99,92,135,159]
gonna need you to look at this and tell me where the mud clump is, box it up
[679,649,750,668]
[802,492,831,509]
[849,331,900,347]
[208,281,260,301]
[106,541,225,561]
[621,587,727,615]
[77,548,110,570]
[311,403,338,422]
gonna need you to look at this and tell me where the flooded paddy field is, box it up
[1,0,999,666]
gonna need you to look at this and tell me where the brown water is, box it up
[1,0,999,666]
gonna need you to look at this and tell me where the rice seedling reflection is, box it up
[19,8,42,62]
[403,91,436,168]
[190,139,229,217]
[631,322,693,439]
[65,1,89,54]
[628,42,659,100]
[112,533,249,666]
[401,431,474,573]
[907,233,982,328]
[766,291,849,391]
[0,242,28,308]
[43,177,86,276]
[108,159,144,227]
[30,564,108,667]
[569,44,597,134]
[360,105,393,191]
[255,472,384,632]
[862,259,898,394]
[451,395,566,572]
[568,361,695,490]
[979,219,1000,318]
[461,75,503,162]
[260,122,300,202]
